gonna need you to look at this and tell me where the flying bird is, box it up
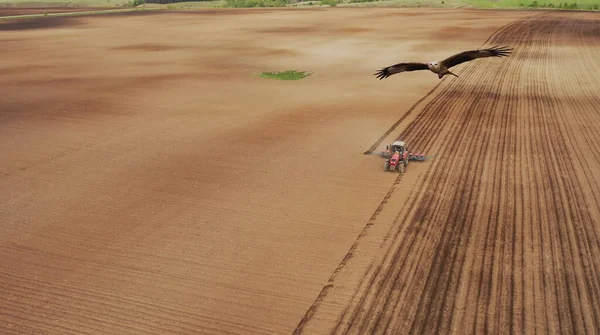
[374,45,514,80]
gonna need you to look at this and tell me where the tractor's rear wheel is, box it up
[384,160,390,171]
[399,164,404,173]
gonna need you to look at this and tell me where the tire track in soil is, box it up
[296,11,600,335]
[292,174,404,335]
[362,80,448,155]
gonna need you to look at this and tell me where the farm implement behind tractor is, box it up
[369,140,437,173]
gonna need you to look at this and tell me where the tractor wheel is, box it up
[384,160,390,171]
[405,159,409,167]
[399,164,404,173]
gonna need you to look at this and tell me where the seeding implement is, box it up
[377,140,437,173]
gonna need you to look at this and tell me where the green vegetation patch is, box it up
[258,70,311,80]
[0,8,143,20]
[224,0,287,7]
[448,0,600,8]
[338,0,600,9]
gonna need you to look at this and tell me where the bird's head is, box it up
[428,61,439,67]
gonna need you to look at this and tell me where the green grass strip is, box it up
[258,70,311,80]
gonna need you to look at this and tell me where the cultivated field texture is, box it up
[1,7,599,335]
[300,10,600,335]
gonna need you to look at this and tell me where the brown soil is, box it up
[1,7,598,335]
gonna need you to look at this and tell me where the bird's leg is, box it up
[447,70,459,78]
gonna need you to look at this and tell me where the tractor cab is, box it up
[386,141,407,155]
[379,139,436,173]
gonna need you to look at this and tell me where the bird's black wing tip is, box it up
[497,45,514,50]
[374,69,389,80]
[491,45,514,56]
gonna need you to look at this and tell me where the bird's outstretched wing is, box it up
[374,62,429,80]
[440,45,514,69]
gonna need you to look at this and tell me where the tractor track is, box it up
[361,81,448,156]
[297,11,600,334]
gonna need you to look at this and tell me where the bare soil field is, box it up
[1,7,598,335]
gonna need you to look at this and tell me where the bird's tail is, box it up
[448,71,459,78]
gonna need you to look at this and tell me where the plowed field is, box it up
[298,10,600,335]
[1,7,599,335]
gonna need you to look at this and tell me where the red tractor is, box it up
[382,141,409,173]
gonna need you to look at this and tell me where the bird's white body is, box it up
[428,61,456,78]
[427,61,441,73]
